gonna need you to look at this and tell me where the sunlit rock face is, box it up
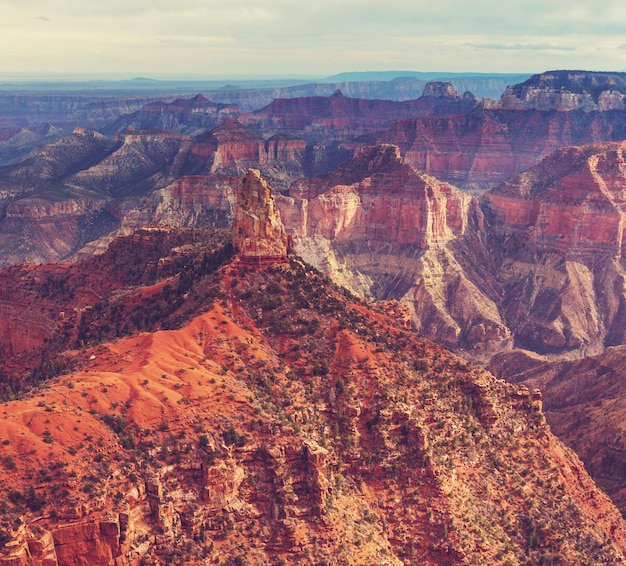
[276,144,511,356]
[482,141,626,355]
[232,169,289,262]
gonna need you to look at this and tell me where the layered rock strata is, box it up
[245,85,477,142]
[482,141,626,355]
[233,169,289,263]
[361,106,626,191]
[277,145,510,355]
[498,70,626,111]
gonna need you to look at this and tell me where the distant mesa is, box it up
[232,169,290,264]
[499,69,626,111]
[422,81,462,98]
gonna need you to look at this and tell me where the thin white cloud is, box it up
[469,43,576,52]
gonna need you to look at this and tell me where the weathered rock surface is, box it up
[482,141,626,355]
[245,85,477,142]
[498,70,626,111]
[101,94,240,137]
[233,169,288,262]
[277,145,510,355]
[488,344,626,518]
[0,123,66,167]
[361,106,626,191]
[0,231,625,564]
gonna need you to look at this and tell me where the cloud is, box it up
[469,42,576,52]
[2,0,626,75]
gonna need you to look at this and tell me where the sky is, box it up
[2,0,626,78]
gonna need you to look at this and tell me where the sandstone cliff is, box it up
[276,145,510,356]
[232,169,288,262]
[498,70,626,111]
[361,106,626,191]
[482,141,626,355]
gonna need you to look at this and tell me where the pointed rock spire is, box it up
[233,169,289,263]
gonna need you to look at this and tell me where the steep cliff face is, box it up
[362,107,626,191]
[277,145,510,354]
[0,196,117,267]
[232,169,288,262]
[150,175,237,228]
[191,120,309,190]
[482,141,626,355]
[499,70,626,111]
[0,121,309,265]
[488,344,626,518]
[0,228,625,565]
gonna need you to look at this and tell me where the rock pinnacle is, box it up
[232,169,289,263]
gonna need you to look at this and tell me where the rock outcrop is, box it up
[488,344,626,518]
[245,84,477,142]
[277,145,510,354]
[482,141,626,355]
[498,70,626,111]
[233,169,289,263]
[101,94,240,137]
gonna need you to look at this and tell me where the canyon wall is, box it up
[363,107,626,191]
[482,141,626,355]
[276,145,511,356]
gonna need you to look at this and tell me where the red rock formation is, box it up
[277,145,510,353]
[197,118,263,172]
[262,133,306,164]
[485,142,626,257]
[232,170,288,263]
[193,120,307,181]
[150,175,237,228]
[488,344,626,516]
[244,85,477,141]
[482,141,626,354]
[284,144,470,246]
[0,244,625,564]
[361,107,626,191]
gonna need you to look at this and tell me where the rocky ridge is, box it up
[488,345,626,517]
[482,141,626,355]
[244,86,477,142]
[276,144,509,356]
[0,215,625,564]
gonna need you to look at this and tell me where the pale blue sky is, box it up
[2,0,626,77]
